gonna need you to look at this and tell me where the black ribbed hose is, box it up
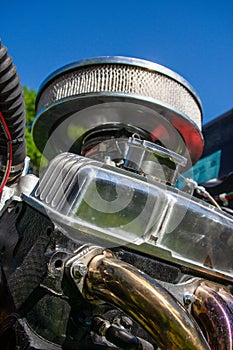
[0,39,26,185]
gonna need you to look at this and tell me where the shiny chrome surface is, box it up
[217,288,233,314]
[25,152,233,282]
[36,56,202,105]
[33,98,203,164]
[192,283,233,349]
[33,56,203,164]
[84,250,210,350]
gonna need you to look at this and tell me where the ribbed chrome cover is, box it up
[25,152,233,282]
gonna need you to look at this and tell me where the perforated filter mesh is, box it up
[36,63,202,130]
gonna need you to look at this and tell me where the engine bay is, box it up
[0,41,233,349]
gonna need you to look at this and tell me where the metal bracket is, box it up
[65,245,110,301]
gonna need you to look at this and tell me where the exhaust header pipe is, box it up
[68,248,210,350]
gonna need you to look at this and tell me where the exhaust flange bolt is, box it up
[183,291,196,306]
[71,262,88,280]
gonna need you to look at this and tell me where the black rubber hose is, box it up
[0,39,26,184]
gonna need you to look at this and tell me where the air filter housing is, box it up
[33,57,203,165]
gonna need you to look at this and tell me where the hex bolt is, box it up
[183,291,196,306]
[72,262,88,279]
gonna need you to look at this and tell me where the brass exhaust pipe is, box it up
[192,284,233,350]
[84,251,210,350]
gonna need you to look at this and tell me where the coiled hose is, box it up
[0,40,26,190]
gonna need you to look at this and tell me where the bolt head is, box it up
[72,262,88,278]
[183,292,196,306]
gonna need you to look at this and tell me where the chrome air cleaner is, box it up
[32,56,203,165]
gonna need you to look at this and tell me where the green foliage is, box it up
[24,86,36,127]
[24,86,43,174]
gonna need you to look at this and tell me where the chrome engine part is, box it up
[0,53,233,350]
[32,56,203,166]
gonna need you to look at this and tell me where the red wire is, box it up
[0,111,12,193]
[213,193,233,202]
[227,194,233,200]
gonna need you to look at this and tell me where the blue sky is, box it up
[1,0,232,124]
